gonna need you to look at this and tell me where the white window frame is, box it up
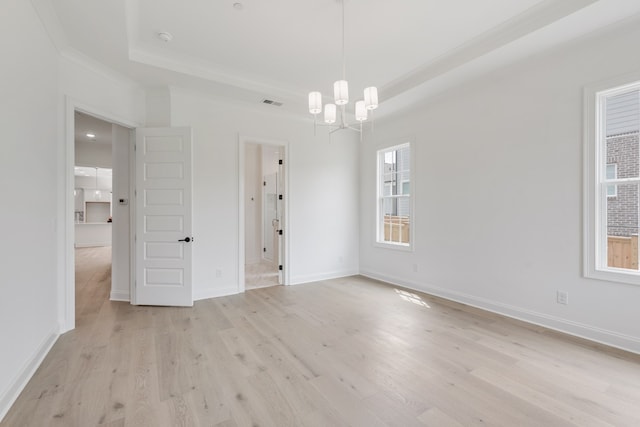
[584,74,640,286]
[376,142,414,251]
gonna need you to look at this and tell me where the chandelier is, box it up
[308,0,378,137]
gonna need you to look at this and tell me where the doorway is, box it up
[240,139,288,291]
[65,108,133,330]
[73,112,114,323]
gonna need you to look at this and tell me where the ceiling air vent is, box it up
[262,99,283,107]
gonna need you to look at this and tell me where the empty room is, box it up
[2,0,640,426]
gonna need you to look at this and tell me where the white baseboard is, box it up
[291,269,360,286]
[110,290,130,301]
[0,328,59,422]
[360,269,640,355]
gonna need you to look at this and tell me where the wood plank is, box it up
[3,249,640,426]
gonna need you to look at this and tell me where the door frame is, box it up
[61,97,140,332]
[238,135,290,292]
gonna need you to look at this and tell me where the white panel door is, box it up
[263,172,277,263]
[135,127,193,306]
[277,152,284,285]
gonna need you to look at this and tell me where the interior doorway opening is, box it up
[71,110,132,324]
[244,142,285,290]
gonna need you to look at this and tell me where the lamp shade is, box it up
[364,87,378,110]
[334,80,349,105]
[308,91,322,114]
[324,103,337,124]
[355,100,367,122]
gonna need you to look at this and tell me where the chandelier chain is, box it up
[341,0,346,80]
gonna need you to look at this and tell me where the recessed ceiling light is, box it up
[158,32,173,42]
[86,133,96,139]
[233,2,243,10]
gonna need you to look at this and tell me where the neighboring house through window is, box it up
[606,164,617,197]
[585,77,640,285]
[377,143,412,248]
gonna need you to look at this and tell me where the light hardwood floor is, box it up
[3,248,640,426]
[245,260,280,290]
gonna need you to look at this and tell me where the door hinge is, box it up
[263,247,266,252]
[263,181,266,186]
[278,159,283,165]
[279,265,283,271]
[278,195,283,200]
[278,230,283,236]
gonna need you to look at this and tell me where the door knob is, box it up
[178,237,192,242]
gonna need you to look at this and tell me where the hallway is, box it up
[75,246,112,324]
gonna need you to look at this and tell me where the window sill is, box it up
[374,241,413,252]
[585,268,640,287]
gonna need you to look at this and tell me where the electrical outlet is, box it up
[557,290,569,305]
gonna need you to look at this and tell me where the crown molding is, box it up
[61,48,143,93]
[30,0,69,52]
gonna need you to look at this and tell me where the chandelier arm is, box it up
[315,123,340,129]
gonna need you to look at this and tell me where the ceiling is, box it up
[36,0,640,120]
[75,111,112,145]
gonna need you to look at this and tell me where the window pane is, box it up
[378,143,411,247]
[383,197,397,216]
[605,90,639,179]
[606,164,617,197]
[384,151,395,165]
[382,196,410,244]
[402,181,410,195]
[606,182,639,270]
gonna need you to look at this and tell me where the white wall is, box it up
[75,140,112,168]
[170,89,361,299]
[0,0,61,419]
[245,143,263,264]
[59,55,145,126]
[57,44,145,333]
[360,21,640,353]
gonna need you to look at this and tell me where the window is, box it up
[584,77,640,285]
[606,164,617,197]
[377,143,412,248]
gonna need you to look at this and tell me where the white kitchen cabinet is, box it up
[84,189,112,202]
